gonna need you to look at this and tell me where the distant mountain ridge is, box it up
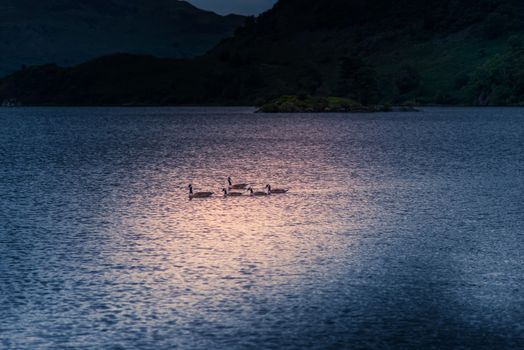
[2,0,524,106]
[0,0,244,76]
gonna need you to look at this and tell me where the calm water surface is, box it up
[0,107,522,349]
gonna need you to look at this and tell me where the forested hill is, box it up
[2,0,524,106]
[0,0,244,76]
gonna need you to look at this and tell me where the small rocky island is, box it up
[257,96,418,113]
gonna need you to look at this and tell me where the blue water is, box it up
[0,107,522,349]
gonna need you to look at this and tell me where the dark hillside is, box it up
[2,0,524,106]
[0,0,244,76]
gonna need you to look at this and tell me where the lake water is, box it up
[0,107,522,349]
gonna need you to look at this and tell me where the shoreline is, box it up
[3,104,524,110]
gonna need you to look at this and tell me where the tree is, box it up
[483,12,509,39]
[395,65,421,94]
[336,57,379,104]
[297,64,323,95]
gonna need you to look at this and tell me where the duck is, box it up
[188,184,213,199]
[222,188,243,197]
[265,184,288,194]
[228,176,248,190]
[247,187,268,196]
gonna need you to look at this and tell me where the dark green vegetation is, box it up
[0,0,244,76]
[257,95,393,113]
[2,0,524,106]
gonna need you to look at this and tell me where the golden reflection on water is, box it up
[3,108,523,348]
[3,108,522,348]
[101,114,384,328]
[112,166,373,312]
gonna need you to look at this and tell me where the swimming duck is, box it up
[228,176,248,190]
[188,184,213,199]
[247,187,268,196]
[222,188,243,197]
[265,184,288,194]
